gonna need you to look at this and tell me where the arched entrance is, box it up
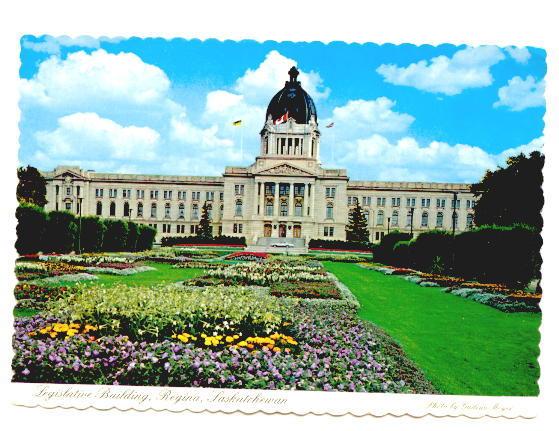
[278,223,287,237]
[264,223,272,237]
[293,225,301,238]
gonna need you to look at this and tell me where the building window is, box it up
[453,199,461,209]
[206,191,214,201]
[325,187,336,198]
[364,210,369,224]
[178,203,185,219]
[376,210,384,226]
[76,186,81,197]
[162,224,171,233]
[377,197,386,207]
[235,199,243,216]
[406,197,416,207]
[280,201,288,216]
[192,191,200,200]
[279,183,290,196]
[110,202,116,216]
[421,212,428,227]
[123,201,130,218]
[391,210,399,226]
[207,204,213,219]
[192,204,199,220]
[406,210,412,226]
[324,226,334,237]
[391,197,401,207]
[265,183,275,195]
[219,192,224,201]
[467,213,474,229]
[137,202,143,218]
[151,203,157,218]
[233,223,243,234]
[326,203,334,219]
[165,203,171,218]
[96,201,102,216]
[436,198,446,208]
[149,190,158,199]
[66,187,71,196]
[122,189,131,199]
[436,212,444,227]
[294,184,305,196]
[137,189,145,199]
[95,188,104,198]
[421,198,430,208]
[234,185,245,196]
[190,225,195,234]
[109,188,117,198]
[65,202,72,211]
[295,202,303,217]
[56,185,60,195]
[266,201,273,216]
[163,190,172,200]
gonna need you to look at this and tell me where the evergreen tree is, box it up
[346,202,369,243]
[471,151,544,231]
[17,165,48,207]
[197,202,213,240]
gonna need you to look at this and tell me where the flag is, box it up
[274,112,289,125]
[326,122,334,128]
[232,120,242,126]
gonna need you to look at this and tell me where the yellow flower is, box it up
[66,329,78,336]
[204,339,212,346]
[225,336,234,343]
[273,347,281,353]
[178,334,189,343]
[70,323,80,329]
[171,334,177,339]
[53,323,69,332]
[49,332,57,338]
[237,341,248,347]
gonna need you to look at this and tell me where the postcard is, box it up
[9,30,549,425]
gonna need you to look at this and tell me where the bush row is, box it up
[308,239,373,252]
[374,225,541,288]
[161,235,246,247]
[16,204,156,254]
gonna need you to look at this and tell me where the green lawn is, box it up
[323,261,541,396]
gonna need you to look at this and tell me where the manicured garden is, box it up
[323,261,541,396]
[12,249,434,393]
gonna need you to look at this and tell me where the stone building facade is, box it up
[42,67,476,245]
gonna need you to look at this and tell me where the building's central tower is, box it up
[258,66,320,164]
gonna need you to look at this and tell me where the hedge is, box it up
[372,231,413,265]
[308,239,373,252]
[15,204,156,254]
[161,235,246,247]
[374,225,541,288]
[15,204,47,254]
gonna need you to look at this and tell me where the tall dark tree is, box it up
[346,202,369,243]
[17,165,48,207]
[471,151,544,231]
[197,202,213,240]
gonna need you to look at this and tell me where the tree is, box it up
[197,202,213,240]
[346,202,370,243]
[471,151,544,231]
[79,216,106,252]
[44,211,78,253]
[137,224,157,251]
[103,219,129,251]
[17,165,48,207]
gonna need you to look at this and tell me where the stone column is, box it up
[273,182,279,218]
[288,182,294,217]
[310,183,315,219]
[253,182,260,216]
[260,182,266,217]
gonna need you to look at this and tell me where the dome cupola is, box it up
[265,67,317,125]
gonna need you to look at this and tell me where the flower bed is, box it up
[84,265,156,276]
[224,251,269,262]
[13,302,435,393]
[312,253,372,263]
[173,261,227,270]
[270,281,341,300]
[14,283,80,310]
[15,261,86,280]
[360,264,541,313]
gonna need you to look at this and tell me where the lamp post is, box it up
[387,217,391,235]
[128,208,133,221]
[409,207,415,236]
[77,197,83,254]
[451,191,458,236]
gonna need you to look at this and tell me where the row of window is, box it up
[375,210,474,229]
[148,224,224,236]
[260,201,305,217]
[261,183,308,197]
[346,195,475,209]
[93,188,223,201]
[96,201,226,220]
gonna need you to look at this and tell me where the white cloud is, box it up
[34,112,160,163]
[376,46,505,95]
[22,36,102,55]
[338,134,543,183]
[233,50,330,105]
[326,97,414,139]
[20,49,171,109]
[505,46,531,64]
[493,75,545,111]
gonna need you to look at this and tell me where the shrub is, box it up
[102,219,129,251]
[373,231,412,265]
[161,235,246,247]
[308,238,373,252]
[44,211,78,253]
[137,224,157,251]
[407,230,455,274]
[126,221,140,251]
[15,204,47,254]
[78,216,106,252]
[392,241,412,268]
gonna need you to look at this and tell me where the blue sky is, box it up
[19,36,546,183]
